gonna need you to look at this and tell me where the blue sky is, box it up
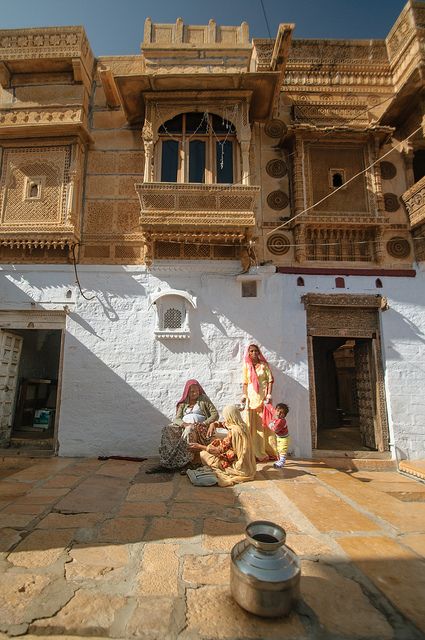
[1,0,407,56]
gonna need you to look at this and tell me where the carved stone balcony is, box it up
[402,177,425,262]
[135,182,259,262]
[401,176,425,229]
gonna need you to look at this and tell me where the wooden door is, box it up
[0,331,23,444]
[354,340,376,450]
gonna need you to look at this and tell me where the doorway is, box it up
[0,328,63,452]
[313,336,378,450]
[303,293,390,454]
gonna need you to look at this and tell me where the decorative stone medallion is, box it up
[386,237,411,258]
[384,193,400,212]
[264,119,287,139]
[266,159,288,178]
[267,190,289,210]
[267,233,290,255]
[380,161,397,180]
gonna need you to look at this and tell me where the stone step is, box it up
[312,450,396,471]
[0,447,54,458]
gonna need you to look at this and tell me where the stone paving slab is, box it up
[0,457,425,639]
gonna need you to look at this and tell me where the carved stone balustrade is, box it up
[135,182,259,263]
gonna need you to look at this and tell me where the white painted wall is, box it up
[0,262,424,460]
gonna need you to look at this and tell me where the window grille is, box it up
[164,307,183,329]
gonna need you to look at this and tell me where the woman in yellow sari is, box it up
[242,344,278,462]
[189,405,256,487]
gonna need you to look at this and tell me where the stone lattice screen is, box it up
[0,146,70,226]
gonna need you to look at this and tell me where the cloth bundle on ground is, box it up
[186,466,218,486]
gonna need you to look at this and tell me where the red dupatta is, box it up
[176,379,206,408]
[244,344,273,394]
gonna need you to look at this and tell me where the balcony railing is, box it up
[135,182,259,229]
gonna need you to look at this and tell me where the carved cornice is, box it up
[292,215,389,227]
[0,234,78,249]
[401,175,425,228]
[301,293,383,309]
[0,107,92,142]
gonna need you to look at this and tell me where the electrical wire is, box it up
[71,243,96,301]
[260,0,273,39]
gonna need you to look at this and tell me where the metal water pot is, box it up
[231,520,300,617]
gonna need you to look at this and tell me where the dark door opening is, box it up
[313,336,378,451]
[9,329,62,450]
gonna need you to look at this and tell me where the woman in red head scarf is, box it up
[147,379,219,473]
[242,344,278,462]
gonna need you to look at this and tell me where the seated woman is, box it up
[148,379,218,473]
[189,405,256,486]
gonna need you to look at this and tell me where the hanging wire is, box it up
[71,243,96,301]
[260,0,273,39]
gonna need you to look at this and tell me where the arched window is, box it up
[158,112,236,184]
[151,289,197,339]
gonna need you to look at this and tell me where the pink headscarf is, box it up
[244,344,272,393]
[176,379,206,408]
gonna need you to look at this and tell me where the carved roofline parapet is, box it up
[142,18,250,49]
[301,292,383,309]
[0,26,94,85]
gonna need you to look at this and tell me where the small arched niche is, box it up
[150,289,197,339]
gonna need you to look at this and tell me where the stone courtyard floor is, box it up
[0,456,425,640]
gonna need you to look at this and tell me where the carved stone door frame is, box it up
[302,293,389,452]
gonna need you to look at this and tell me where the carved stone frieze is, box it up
[293,104,369,127]
[302,292,383,311]
[0,107,84,126]
[289,39,389,66]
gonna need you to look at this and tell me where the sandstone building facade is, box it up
[0,2,424,461]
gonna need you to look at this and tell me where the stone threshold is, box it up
[312,449,396,471]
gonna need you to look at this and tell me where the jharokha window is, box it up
[158,112,236,184]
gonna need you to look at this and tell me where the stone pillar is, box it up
[375,227,385,264]
[294,225,306,263]
[403,144,415,189]
[240,141,250,185]
[293,137,305,215]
